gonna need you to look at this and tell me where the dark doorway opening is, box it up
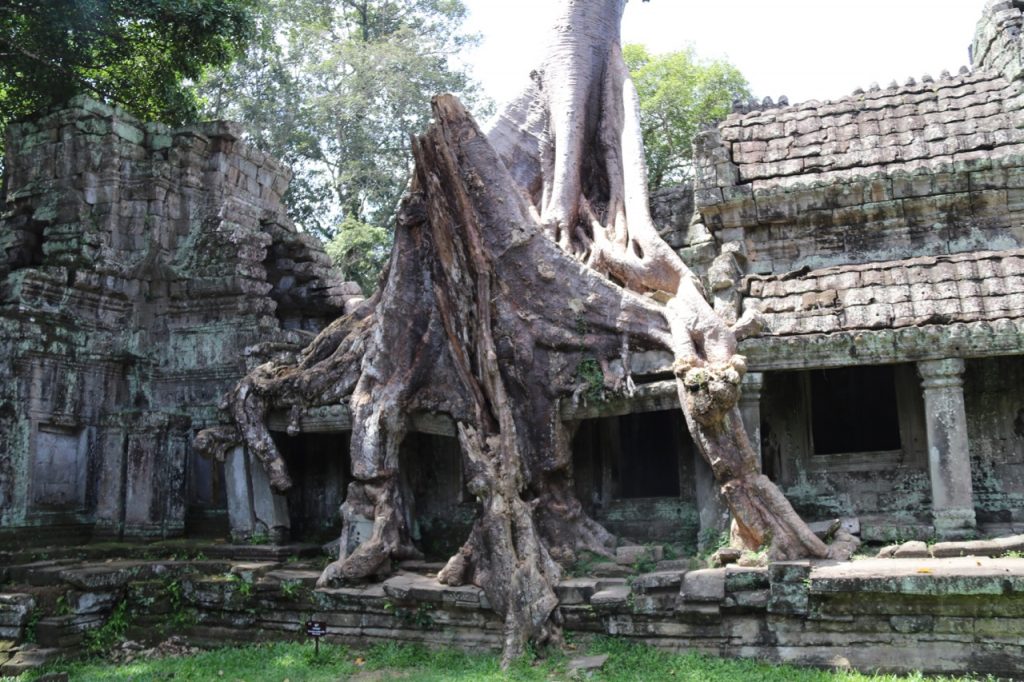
[399,432,474,561]
[273,432,351,542]
[185,448,227,538]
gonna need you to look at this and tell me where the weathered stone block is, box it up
[590,585,630,609]
[632,571,686,594]
[681,569,726,603]
[555,578,599,605]
[768,581,809,615]
[769,561,811,584]
[725,566,770,593]
[893,541,931,558]
[615,545,663,566]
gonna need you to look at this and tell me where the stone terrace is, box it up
[2,542,1024,677]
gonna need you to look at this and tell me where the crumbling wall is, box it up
[0,97,360,542]
[973,0,1024,80]
[965,356,1024,525]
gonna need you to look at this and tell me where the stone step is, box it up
[0,646,62,677]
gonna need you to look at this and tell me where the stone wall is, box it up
[965,355,1024,525]
[3,553,1024,677]
[0,97,361,542]
[676,0,1024,540]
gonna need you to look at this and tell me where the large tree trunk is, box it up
[198,0,856,666]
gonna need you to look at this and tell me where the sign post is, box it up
[305,620,327,655]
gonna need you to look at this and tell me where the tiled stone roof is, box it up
[709,70,1024,193]
[743,248,1024,336]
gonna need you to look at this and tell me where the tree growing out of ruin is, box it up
[198,0,858,666]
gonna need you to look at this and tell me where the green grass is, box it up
[14,638,993,682]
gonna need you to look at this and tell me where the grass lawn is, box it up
[14,638,993,682]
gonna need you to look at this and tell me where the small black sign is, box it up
[306,620,327,637]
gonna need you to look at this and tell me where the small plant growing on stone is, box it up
[225,572,255,597]
[22,608,41,643]
[632,547,658,575]
[575,358,605,402]
[84,601,131,656]
[568,550,602,577]
[248,531,270,546]
[280,579,302,599]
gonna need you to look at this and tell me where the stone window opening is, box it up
[572,410,691,503]
[809,365,903,456]
[571,409,701,547]
[4,214,47,272]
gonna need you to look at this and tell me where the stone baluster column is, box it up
[917,359,976,539]
[739,372,764,471]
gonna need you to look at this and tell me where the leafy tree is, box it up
[0,0,256,130]
[624,44,750,190]
[200,0,489,241]
[324,216,390,293]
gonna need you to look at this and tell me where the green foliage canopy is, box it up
[0,0,256,130]
[201,0,488,240]
[323,216,391,293]
[624,44,750,191]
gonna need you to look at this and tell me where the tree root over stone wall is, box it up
[197,0,857,666]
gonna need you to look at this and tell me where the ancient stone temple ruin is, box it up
[684,1,1024,543]
[2,0,1024,677]
[0,97,363,543]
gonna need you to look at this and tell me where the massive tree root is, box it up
[198,0,856,666]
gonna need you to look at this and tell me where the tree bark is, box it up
[198,0,857,666]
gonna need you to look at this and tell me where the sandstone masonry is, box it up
[0,96,361,543]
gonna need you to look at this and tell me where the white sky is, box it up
[460,0,990,111]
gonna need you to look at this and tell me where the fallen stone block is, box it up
[568,653,608,674]
[876,544,899,558]
[931,535,1024,558]
[808,517,861,540]
[0,646,63,677]
[710,548,742,567]
[893,540,930,558]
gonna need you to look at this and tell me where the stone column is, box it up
[248,449,291,544]
[917,359,976,539]
[224,445,291,544]
[224,446,255,543]
[739,372,764,471]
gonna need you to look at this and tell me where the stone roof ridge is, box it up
[743,248,1024,284]
[722,66,982,127]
